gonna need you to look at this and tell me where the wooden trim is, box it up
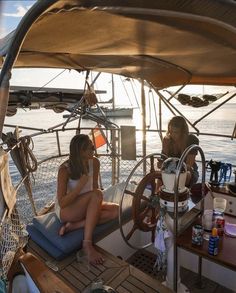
[19,253,76,293]
[7,249,25,293]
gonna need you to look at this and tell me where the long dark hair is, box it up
[167,116,189,136]
[68,134,90,180]
[167,116,189,153]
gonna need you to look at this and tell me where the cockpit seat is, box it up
[26,182,130,259]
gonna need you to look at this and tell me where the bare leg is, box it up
[59,192,119,265]
[98,202,119,224]
[82,190,104,264]
[59,221,83,236]
[59,222,70,236]
[59,192,93,236]
[59,202,119,235]
[59,189,104,264]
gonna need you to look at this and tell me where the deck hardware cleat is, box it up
[45,260,59,272]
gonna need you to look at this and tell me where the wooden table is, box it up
[176,215,236,279]
[28,240,173,293]
[210,185,235,197]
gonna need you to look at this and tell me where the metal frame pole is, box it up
[193,92,236,126]
[173,145,206,292]
[141,80,147,175]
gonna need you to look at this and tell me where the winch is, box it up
[159,157,189,213]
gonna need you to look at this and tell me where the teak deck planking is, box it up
[27,239,173,292]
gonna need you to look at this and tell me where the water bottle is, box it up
[208,227,219,256]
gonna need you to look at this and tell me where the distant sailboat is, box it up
[91,106,133,118]
[88,74,134,118]
[7,75,134,118]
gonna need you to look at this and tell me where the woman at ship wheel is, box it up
[161,116,199,187]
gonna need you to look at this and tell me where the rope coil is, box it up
[19,136,37,173]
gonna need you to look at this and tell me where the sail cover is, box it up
[163,90,229,107]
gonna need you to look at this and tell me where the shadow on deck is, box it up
[127,249,235,293]
[26,240,172,293]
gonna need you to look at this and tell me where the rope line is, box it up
[20,136,38,173]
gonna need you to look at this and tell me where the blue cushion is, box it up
[32,212,84,254]
[26,223,67,260]
[27,182,132,259]
[31,212,128,254]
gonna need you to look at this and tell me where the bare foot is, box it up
[83,240,104,265]
[59,221,85,236]
[59,222,71,236]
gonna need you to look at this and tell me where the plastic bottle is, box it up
[208,227,219,256]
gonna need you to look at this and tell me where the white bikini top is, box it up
[67,159,93,195]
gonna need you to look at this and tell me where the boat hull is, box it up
[86,108,133,118]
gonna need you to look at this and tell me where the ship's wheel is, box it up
[119,153,164,249]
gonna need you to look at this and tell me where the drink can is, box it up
[192,224,203,246]
[213,210,224,221]
[216,217,225,236]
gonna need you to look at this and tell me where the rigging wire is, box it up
[62,70,89,130]
[130,78,141,110]
[119,76,133,107]
[90,72,101,102]
[34,69,67,92]
[147,89,151,129]
[150,89,159,131]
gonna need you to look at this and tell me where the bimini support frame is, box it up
[0,0,57,137]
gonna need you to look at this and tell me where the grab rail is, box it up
[173,145,206,292]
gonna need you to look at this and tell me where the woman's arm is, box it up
[57,165,89,208]
[186,134,199,168]
[93,157,100,189]
[161,136,170,157]
[186,154,196,168]
[157,136,170,168]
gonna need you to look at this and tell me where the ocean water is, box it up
[3,102,236,170]
[3,102,235,221]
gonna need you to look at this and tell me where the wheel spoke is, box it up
[151,207,159,224]
[139,206,150,220]
[140,195,150,202]
[150,156,154,172]
[150,183,156,196]
[124,189,136,196]
[151,227,156,243]
[120,153,164,249]
[126,224,138,240]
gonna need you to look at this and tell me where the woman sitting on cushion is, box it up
[55,134,119,265]
[161,116,199,187]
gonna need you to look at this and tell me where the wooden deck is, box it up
[127,249,236,293]
[27,240,173,293]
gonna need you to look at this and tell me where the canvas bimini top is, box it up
[0,0,236,89]
[0,0,236,136]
